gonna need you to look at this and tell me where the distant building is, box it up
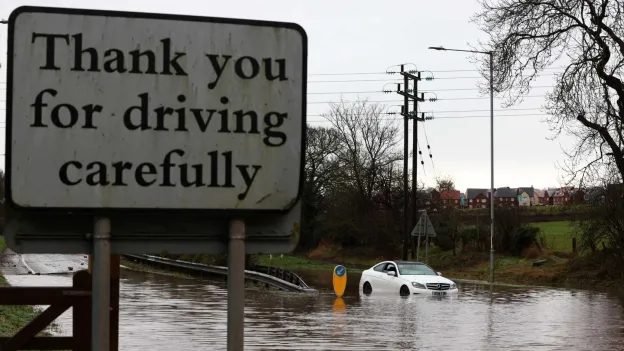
[439,190,461,208]
[430,189,461,208]
[552,187,574,205]
[494,187,518,207]
[517,187,535,206]
[534,189,550,205]
[547,188,559,205]
[466,188,490,209]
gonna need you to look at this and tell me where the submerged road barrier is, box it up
[123,254,318,294]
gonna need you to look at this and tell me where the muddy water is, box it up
[5,268,624,350]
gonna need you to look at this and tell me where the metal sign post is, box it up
[411,210,436,263]
[416,210,425,261]
[92,217,111,351]
[425,216,429,263]
[228,219,245,351]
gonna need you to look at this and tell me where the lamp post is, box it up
[428,46,495,283]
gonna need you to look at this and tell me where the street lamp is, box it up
[428,46,496,284]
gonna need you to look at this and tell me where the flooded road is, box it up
[4,261,624,350]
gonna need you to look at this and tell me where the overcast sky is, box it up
[0,0,577,193]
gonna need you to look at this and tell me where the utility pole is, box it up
[412,75,427,259]
[396,65,425,260]
[401,64,409,261]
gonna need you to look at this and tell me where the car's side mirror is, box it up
[387,271,396,277]
[437,272,442,276]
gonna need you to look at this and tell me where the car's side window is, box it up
[373,264,385,272]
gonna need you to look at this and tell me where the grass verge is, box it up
[261,221,623,290]
[263,249,621,290]
[0,236,56,338]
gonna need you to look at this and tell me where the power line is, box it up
[431,107,543,114]
[307,107,544,115]
[306,113,550,122]
[307,74,558,83]
[308,66,568,75]
[306,85,556,95]
[307,95,547,104]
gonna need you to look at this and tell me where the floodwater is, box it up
[4,262,624,350]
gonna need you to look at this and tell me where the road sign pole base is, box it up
[228,219,245,351]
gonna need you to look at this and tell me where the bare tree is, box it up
[313,98,404,252]
[473,0,624,185]
[322,98,401,202]
[299,126,341,249]
[305,126,340,198]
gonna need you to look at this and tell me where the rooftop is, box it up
[494,187,517,198]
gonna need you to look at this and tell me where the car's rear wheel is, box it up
[363,282,372,295]
[400,285,410,296]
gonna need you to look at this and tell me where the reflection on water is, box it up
[5,269,624,350]
[119,270,624,350]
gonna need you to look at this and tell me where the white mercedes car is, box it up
[359,260,459,297]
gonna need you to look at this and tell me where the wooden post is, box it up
[73,270,92,351]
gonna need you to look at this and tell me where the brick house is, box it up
[547,188,559,205]
[439,190,461,208]
[466,188,490,208]
[552,187,573,205]
[494,187,518,207]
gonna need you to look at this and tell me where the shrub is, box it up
[509,226,541,256]
[523,245,542,259]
